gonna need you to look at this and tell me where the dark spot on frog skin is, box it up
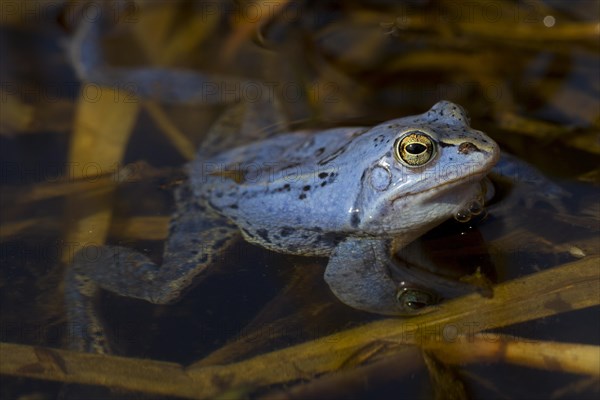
[314,147,325,156]
[318,142,351,166]
[229,204,238,209]
[274,183,292,193]
[320,181,327,187]
[372,135,385,146]
[280,226,295,237]
[256,229,271,243]
[350,213,361,228]
[299,193,307,200]
[358,169,367,186]
[303,185,311,191]
[318,172,329,179]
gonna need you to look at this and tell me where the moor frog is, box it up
[66,100,499,353]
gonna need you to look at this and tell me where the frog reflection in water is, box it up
[66,100,499,352]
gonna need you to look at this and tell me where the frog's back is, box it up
[203,127,361,166]
[191,127,368,256]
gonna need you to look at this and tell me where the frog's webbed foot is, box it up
[65,181,239,353]
[325,238,486,316]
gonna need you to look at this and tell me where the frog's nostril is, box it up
[458,142,479,154]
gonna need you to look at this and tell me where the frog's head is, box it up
[353,101,500,239]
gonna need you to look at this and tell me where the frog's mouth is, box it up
[390,168,490,207]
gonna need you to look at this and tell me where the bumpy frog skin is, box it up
[66,100,499,353]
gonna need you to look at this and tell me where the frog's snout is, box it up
[457,138,500,167]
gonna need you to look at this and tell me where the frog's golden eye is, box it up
[394,132,435,167]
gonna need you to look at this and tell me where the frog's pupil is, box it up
[406,143,426,154]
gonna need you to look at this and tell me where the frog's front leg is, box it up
[324,238,482,316]
[324,239,400,315]
[65,182,239,353]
